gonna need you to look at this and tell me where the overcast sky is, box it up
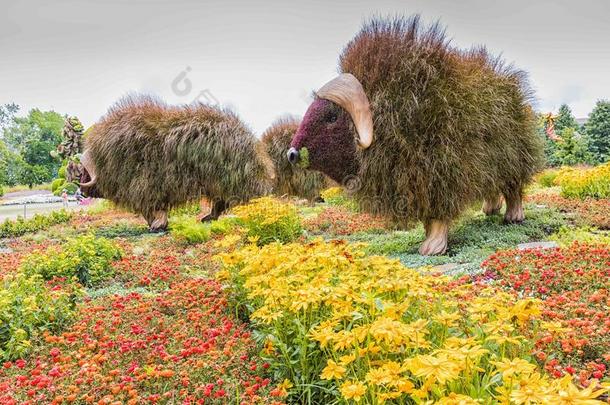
[1,0,609,134]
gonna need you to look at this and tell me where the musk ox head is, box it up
[288,74,373,184]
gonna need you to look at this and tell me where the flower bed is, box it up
[304,206,388,236]
[0,279,278,404]
[216,239,608,403]
[483,243,610,384]
[526,192,610,229]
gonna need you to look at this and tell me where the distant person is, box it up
[75,188,84,203]
[61,190,69,208]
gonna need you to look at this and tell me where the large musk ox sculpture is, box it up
[262,117,332,202]
[288,16,544,255]
[80,96,274,231]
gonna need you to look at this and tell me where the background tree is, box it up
[0,103,19,129]
[554,104,580,133]
[553,127,590,166]
[584,100,610,163]
[1,108,64,185]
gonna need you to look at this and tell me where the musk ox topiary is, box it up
[262,117,332,202]
[288,16,544,255]
[80,95,274,231]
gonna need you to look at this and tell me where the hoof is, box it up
[200,214,217,223]
[148,211,168,231]
[420,219,449,256]
[504,207,525,224]
[419,237,448,256]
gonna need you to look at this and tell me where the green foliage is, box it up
[0,273,79,360]
[0,210,72,238]
[555,104,580,133]
[169,215,238,244]
[348,205,566,274]
[536,168,559,188]
[232,197,303,245]
[20,234,122,287]
[2,108,64,185]
[0,103,19,129]
[169,201,201,217]
[320,187,358,211]
[18,164,49,188]
[549,226,610,246]
[169,216,212,244]
[95,221,149,239]
[553,128,591,166]
[51,178,65,192]
[583,100,610,163]
[57,165,67,179]
[53,181,78,196]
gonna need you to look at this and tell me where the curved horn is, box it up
[317,73,374,149]
[79,150,97,187]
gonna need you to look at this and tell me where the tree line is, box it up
[541,100,610,166]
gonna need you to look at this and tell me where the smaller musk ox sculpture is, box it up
[262,117,333,202]
[288,16,544,255]
[80,96,274,231]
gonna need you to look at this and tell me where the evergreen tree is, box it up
[584,100,610,163]
[553,127,590,166]
[554,104,580,133]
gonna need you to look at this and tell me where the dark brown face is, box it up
[288,98,359,184]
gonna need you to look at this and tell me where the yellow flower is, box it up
[550,376,608,404]
[321,360,346,380]
[509,372,551,404]
[340,380,367,402]
[433,310,461,327]
[406,354,461,385]
[339,353,356,366]
[263,338,274,355]
[492,358,536,378]
[435,393,480,404]
[275,379,293,397]
[541,321,571,334]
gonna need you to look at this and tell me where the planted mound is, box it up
[84,95,274,224]
[262,117,330,201]
[340,16,544,223]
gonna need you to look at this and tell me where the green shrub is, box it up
[170,216,212,244]
[57,165,67,179]
[320,187,358,211]
[20,234,123,287]
[51,178,65,192]
[554,163,610,199]
[0,210,72,238]
[95,221,149,239]
[0,273,79,360]
[535,169,559,188]
[169,201,202,217]
[232,197,303,245]
[550,226,610,246]
[0,185,4,197]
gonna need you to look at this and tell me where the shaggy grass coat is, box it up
[262,117,331,201]
[339,16,544,224]
[84,96,274,226]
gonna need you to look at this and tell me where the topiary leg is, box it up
[419,219,449,255]
[201,200,227,222]
[149,210,168,232]
[482,195,504,216]
[503,191,524,223]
